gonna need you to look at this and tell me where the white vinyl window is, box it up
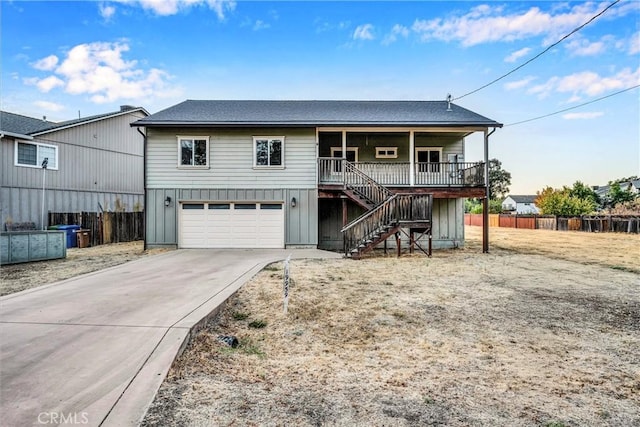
[253,136,285,168]
[375,147,398,159]
[15,141,58,170]
[178,136,209,168]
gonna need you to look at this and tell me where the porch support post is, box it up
[341,130,347,158]
[409,131,415,186]
[483,128,490,253]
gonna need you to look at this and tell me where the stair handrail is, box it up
[344,160,393,206]
[342,193,434,256]
[342,194,399,255]
[341,194,398,233]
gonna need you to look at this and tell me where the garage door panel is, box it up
[180,202,284,248]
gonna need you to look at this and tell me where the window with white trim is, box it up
[375,147,398,159]
[178,136,209,168]
[15,141,58,170]
[415,147,443,173]
[253,137,284,168]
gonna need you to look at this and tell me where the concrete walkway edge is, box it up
[100,253,330,426]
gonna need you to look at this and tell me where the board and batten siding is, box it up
[318,198,465,251]
[146,128,317,189]
[0,186,143,229]
[146,188,317,248]
[1,112,145,193]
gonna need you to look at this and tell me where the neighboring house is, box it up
[593,180,640,201]
[502,195,540,214]
[1,106,148,229]
[132,100,501,255]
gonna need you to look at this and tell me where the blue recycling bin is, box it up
[57,225,81,248]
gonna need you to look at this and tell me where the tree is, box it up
[466,198,502,214]
[535,186,596,216]
[603,182,636,209]
[488,159,511,201]
[568,181,600,208]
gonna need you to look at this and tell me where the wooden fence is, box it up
[48,212,144,247]
[465,214,639,234]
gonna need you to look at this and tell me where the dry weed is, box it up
[144,238,639,427]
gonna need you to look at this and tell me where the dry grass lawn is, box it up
[143,228,639,427]
[0,241,170,296]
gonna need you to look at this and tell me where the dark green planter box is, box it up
[0,231,67,265]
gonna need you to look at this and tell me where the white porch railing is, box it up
[318,158,485,186]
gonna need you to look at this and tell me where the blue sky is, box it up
[2,0,639,194]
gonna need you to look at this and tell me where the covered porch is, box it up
[317,127,494,253]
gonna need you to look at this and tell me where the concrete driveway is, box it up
[0,249,341,426]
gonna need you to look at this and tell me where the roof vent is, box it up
[446,94,452,112]
[120,105,136,112]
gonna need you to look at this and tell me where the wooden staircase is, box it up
[340,161,433,258]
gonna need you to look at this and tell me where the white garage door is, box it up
[179,202,284,249]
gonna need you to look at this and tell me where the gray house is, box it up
[502,195,540,214]
[1,106,148,229]
[133,100,501,255]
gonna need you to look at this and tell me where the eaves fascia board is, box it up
[32,108,149,136]
[131,121,502,128]
[0,130,34,140]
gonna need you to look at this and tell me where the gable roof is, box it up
[0,106,148,139]
[505,195,538,204]
[132,100,502,128]
[0,111,56,136]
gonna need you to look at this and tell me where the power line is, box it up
[453,0,622,101]
[504,84,640,127]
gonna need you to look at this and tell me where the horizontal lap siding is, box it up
[147,128,316,189]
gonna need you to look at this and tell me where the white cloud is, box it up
[32,55,59,71]
[99,3,116,20]
[528,67,640,99]
[127,0,236,19]
[411,3,632,47]
[562,112,604,120]
[629,31,640,55]
[353,24,375,41]
[382,24,409,45]
[37,76,65,92]
[565,35,608,56]
[314,19,350,34]
[34,100,65,112]
[27,41,178,104]
[253,20,270,31]
[504,76,536,90]
[504,47,531,63]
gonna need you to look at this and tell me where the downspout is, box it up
[483,127,497,253]
[137,127,147,251]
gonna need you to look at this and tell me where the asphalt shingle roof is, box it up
[133,100,502,128]
[1,107,147,137]
[506,195,538,204]
[0,111,57,135]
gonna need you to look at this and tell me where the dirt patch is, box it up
[143,229,640,427]
[0,241,170,296]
